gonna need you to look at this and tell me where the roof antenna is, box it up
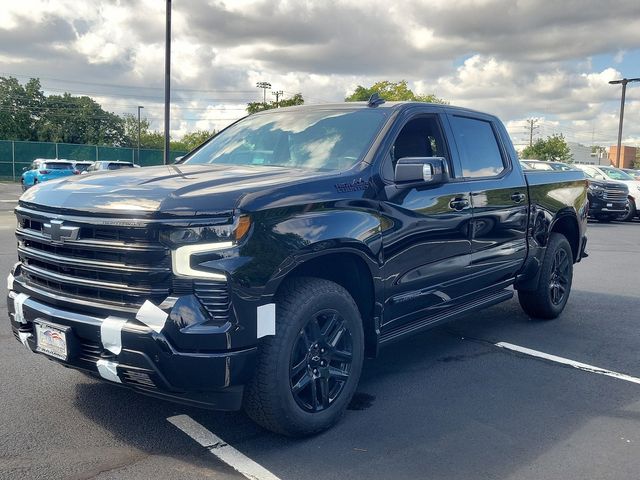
[367,93,385,107]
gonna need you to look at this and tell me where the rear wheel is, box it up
[518,233,573,319]
[244,277,364,436]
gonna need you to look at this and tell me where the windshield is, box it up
[601,167,634,181]
[184,109,389,170]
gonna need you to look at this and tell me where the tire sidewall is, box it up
[274,287,364,433]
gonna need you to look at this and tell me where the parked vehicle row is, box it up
[21,159,139,190]
[520,159,640,222]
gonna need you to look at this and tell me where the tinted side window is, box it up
[450,116,505,178]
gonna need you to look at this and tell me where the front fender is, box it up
[223,206,382,292]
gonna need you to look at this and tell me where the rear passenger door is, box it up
[446,114,528,290]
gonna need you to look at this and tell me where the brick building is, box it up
[608,146,637,168]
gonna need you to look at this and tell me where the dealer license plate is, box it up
[34,321,68,360]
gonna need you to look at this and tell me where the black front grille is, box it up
[16,208,173,309]
[603,188,627,202]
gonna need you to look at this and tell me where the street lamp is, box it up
[137,105,144,164]
[256,81,272,106]
[163,0,171,165]
[609,77,640,166]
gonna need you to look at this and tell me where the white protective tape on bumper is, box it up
[96,359,122,383]
[100,316,127,355]
[13,293,29,324]
[18,331,32,348]
[7,273,14,291]
[136,300,168,333]
[257,303,276,338]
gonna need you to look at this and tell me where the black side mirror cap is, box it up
[394,157,449,187]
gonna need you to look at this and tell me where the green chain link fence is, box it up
[0,140,188,181]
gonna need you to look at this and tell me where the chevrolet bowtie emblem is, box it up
[42,220,80,244]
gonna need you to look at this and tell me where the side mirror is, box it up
[394,157,449,186]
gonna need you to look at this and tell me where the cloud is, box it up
[0,0,639,146]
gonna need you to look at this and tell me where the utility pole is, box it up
[256,82,271,107]
[163,0,171,165]
[137,105,144,164]
[526,118,539,147]
[272,90,283,108]
[609,77,640,167]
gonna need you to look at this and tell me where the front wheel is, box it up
[518,233,573,319]
[617,198,636,222]
[244,277,364,436]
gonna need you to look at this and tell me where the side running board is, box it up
[379,289,514,345]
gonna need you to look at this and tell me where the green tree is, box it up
[247,93,304,114]
[0,76,45,140]
[521,134,573,162]
[180,129,215,150]
[345,80,447,104]
[38,93,126,145]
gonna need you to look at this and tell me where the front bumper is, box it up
[7,288,257,410]
[588,196,627,216]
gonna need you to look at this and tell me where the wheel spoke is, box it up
[320,313,339,340]
[319,377,330,408]
[331,349,353,363]
[328,366,349,383]
[291,357,307,378]
[307,317,322,341]
[310,376,319,409]
[299,328,312,349]
[292,371,312,394]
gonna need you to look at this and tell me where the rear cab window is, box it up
[44,162,74,170]
[449,115,506,179]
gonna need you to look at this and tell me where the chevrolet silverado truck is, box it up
[7,100,588,436]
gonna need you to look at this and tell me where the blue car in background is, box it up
[21,159,78,191]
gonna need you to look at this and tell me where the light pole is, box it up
[137,105,144,164]
[163,0,171,165]
[256,82,271,106]
[272,90,283,108]
[609,77,640,166]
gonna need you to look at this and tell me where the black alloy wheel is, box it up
[244,277,364,436]
[517,233,573,319]
[549,247,570,306]
[289,310,353,412]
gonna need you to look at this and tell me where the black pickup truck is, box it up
[7,101,588,436]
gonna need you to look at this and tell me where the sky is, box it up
[1,0,639,150]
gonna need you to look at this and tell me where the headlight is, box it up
[160,215,251,248]
[164,215,252,280]
[588,184,604,196]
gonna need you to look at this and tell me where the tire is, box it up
[244,277,364,436]
[617,198,636,222]
[518,233,573,320]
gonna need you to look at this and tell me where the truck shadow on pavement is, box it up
[73,291,640,479]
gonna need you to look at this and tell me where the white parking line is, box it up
[167,414,282,480]
[496,342,640,385]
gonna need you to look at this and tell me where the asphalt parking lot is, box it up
[1,182,640,480]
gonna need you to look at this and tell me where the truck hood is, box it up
[19,164,334,217]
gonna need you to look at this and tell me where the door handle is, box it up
[510,192,526,203]
[449,198,470,210]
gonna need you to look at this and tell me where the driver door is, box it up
[378,113,473,333]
